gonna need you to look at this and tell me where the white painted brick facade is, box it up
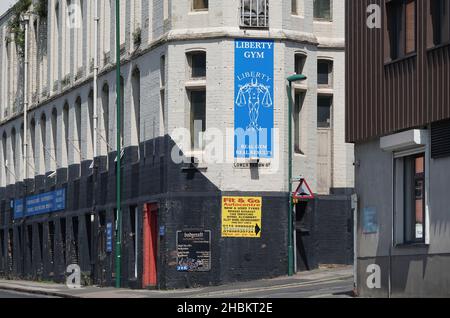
[0,0,353,193]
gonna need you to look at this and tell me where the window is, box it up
[187,51,206,79]
[317,96,332,128]
[295,53,306,75]
[193,0,208,11]
[30,119,36,175]
[74,97,82,163]
[120,76,124,147]
[160,55,166,135]
[385,0,416,61]
[292,0,298,15]
[163,0,169,20]
[190,90,206,150]
[131,68,141,148]
[294,92,305,154]
[40,114,47,171]
[88,91,94,158]
[394,153,426,244]
[314,0,332,21]
[51,108,58,171]
[317,59,333,86]
[101,84,110,157]
[429,0,450,47]
[63,104,69,167]
[240,0,269,28]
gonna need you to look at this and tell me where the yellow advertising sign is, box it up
[221,196,262,238]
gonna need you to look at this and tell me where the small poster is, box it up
[222,196,262,238]
[176,231,211,272]
[363,207,378,234]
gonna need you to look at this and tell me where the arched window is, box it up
[88,90,94,159]
[51,108,58,171]
[63,103,69,167]
[74,97,82,163]
[53,1,60,87]
[101,83,110,156]
[40,113,47,172]
[120,76,124,147]
[295,52,307,76]
[30,118,36,175]
[131,67,141,147]
[1,132,6,186]
[11,128,17,182]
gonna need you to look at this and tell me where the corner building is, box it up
[0,0,353,288]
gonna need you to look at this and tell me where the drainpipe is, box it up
[115,0,122,289]
[21,12,30,278]
[93,0,99,160]
[92,0,99,284]
[23,16,29,187]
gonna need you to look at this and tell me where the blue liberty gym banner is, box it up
[234,39,274,159]
[14,188,66,219]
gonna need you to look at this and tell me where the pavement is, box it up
[0,265,354,298]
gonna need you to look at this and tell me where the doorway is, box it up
[142,203,158,288]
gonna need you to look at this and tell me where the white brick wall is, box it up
[0,0,353,192]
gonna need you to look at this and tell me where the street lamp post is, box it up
[286,74,307,277]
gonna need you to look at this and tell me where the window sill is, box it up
[313,19,333,24]
[189,10,209,15]
[185,79,207,89]
[384,52,417,67]
[426,42,450,53]
[317,87,334,95]
[394,242,429,249]
[293,82,307,91]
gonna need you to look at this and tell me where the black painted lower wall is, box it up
[0,135,352,289]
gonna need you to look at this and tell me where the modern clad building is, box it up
[0,0,353,289]
[347,0,450,297]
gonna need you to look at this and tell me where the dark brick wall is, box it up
[296,195,354,271]
[0,136,291,289]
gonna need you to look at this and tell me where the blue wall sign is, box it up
[234,39,274,159]
[14,189,66,219]
[106,223,113,253]
[363,207,378,234]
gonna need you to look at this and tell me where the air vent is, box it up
[431,120,450,159]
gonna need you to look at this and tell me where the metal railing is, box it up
[240,0,269,28]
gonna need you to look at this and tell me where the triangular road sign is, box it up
[292,178,315,200]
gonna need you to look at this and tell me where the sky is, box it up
[0,0,17,17]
